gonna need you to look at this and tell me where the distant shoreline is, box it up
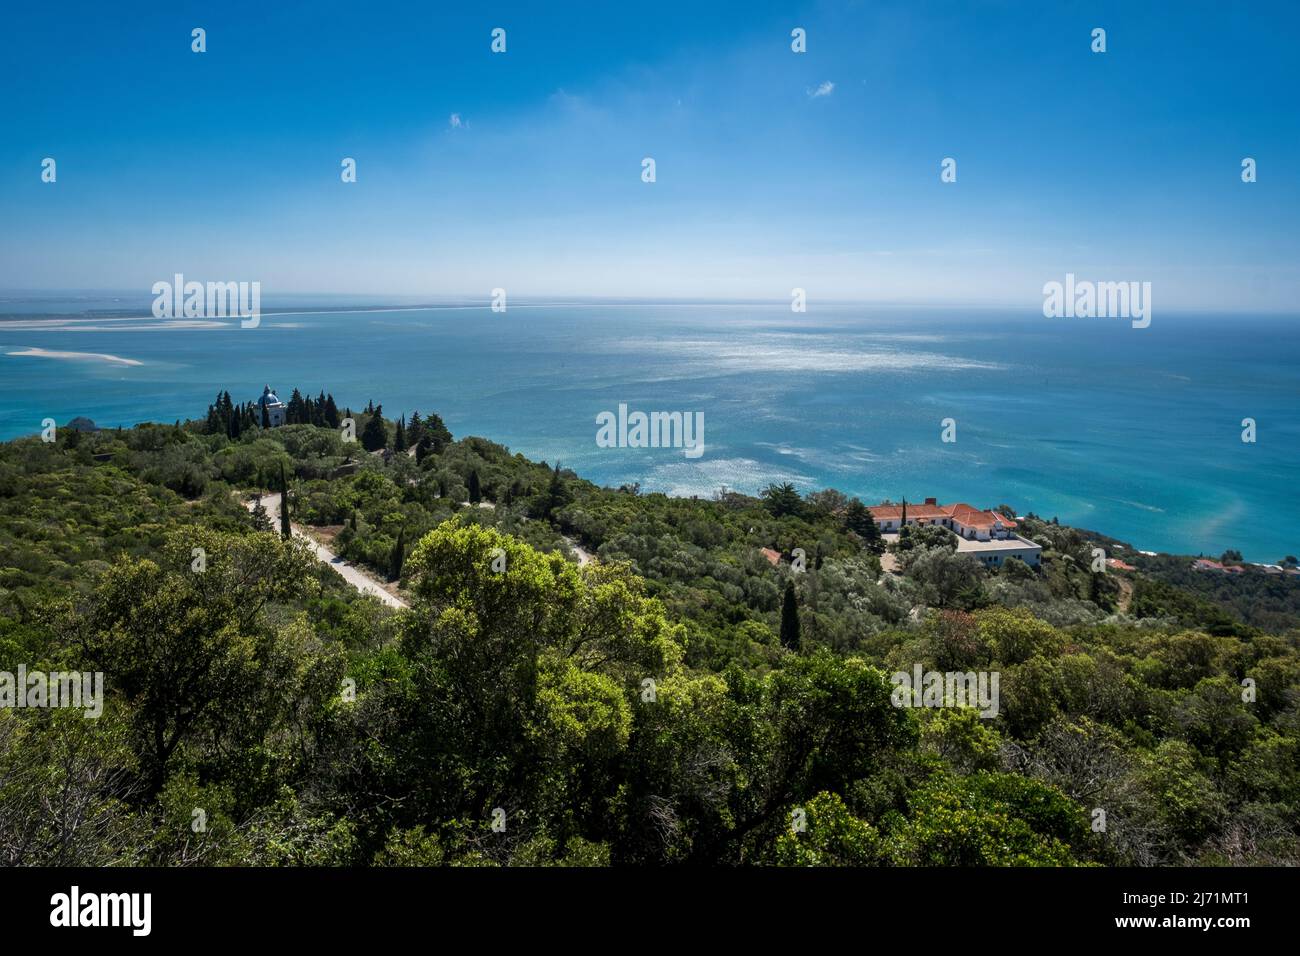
[5,347,143,367]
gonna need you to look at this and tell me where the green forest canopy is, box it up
[0,407,1297,866]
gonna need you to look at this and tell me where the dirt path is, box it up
[1116,574,1134,613]
[562,535,594,567]
[245,493,409,609]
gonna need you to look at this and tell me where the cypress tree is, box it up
[779,581,801,651]
[468,469,481,504]
[394,417,407,453]
[390,527,406,581]
[279,463,291,539]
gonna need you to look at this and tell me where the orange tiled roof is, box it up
[869,500,1016,529]
[868,503,947,521]
[946,503,1015,529]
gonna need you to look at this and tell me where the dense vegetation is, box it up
[1,406,1297,866]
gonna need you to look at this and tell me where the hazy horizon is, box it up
[3,289,1300,319]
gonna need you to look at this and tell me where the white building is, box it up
[869,496,1042,567]
[953,535,1044,569]
[256,385,287,427]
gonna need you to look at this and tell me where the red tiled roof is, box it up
[759,548,781,566]
[946,503,1015,529]
[868,503,947,521]
[868,500,1016,529]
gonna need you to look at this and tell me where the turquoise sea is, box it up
[1,294,1296,562]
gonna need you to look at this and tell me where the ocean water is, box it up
[1,294,1297,562]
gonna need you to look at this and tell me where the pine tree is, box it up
[423,412,452,452]
[468,469,482,504]
[761,482,802,518]
[324,394,340,429]
[250,495,273,532]
[361,405,387,451]
[407,411,423,444]
[542,463,570,517]
[844,499,884,552]
[779,581,801,651]
[279,463,291,539]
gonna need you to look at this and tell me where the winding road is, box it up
[561,534,594,567]
[245,492,409,609]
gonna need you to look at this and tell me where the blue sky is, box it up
[1,0,1296,309]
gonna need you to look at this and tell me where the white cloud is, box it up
[449,113,463,128]
[807,81,835,98]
